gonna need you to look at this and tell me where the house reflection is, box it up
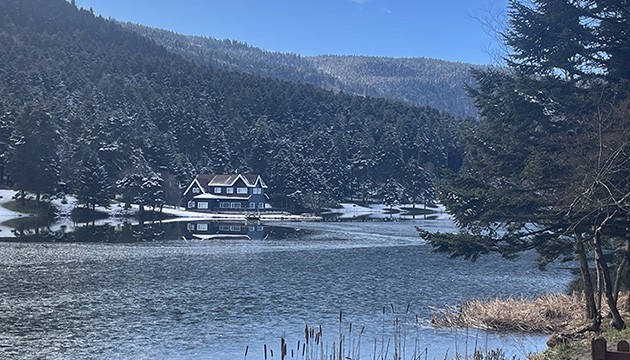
[184,221,265,240]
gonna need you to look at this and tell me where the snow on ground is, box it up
[157,205,321,222]
[0,189,30,238]
[50,195,138,218]
[324,202,451,220]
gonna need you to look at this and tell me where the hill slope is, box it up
[123,23,481,119]
[0,0,464,210]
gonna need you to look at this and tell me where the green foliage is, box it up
[427,0,629,265]
[424,0,629,329]
[74,157,112,210]
[7,104,60,199]
[123,23,481,119]
[116,172,164,212]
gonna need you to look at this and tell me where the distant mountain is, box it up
[308,55,482,119]
[123,23,481,119]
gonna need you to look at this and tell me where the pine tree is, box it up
[75,157,112,210]
[0,104,14,185]
[382,178,402,209]
[423,0,630,330]
[7,104,60,202]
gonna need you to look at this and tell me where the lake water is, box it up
[0,218,572,359]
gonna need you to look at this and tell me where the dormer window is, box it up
[192,187,200,194]
[253,188,262,195]
[226,188,234,194]
[237,187,248,194]
[214,187,221,194]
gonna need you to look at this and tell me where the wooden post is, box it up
[593,338,630,360]
[593,338,607,360]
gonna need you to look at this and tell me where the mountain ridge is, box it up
[122,22,481,119]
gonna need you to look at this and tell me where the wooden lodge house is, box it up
[182,174,269,212]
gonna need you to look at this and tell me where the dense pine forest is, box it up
[0,0,465,211]
[123,23,482,119]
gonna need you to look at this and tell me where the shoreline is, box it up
[0,188,450,239]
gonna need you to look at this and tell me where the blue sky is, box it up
[75,0,508,65]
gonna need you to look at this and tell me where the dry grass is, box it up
[430,293,588,334]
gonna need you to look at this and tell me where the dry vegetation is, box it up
[430,293,622,334]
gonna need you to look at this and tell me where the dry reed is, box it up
[430,293,589,334]
[251,307,515,360]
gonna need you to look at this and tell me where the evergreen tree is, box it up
[75,156,112,210]
[404,158,433,207]
[382,178,402,209]
[0,104,14,184]
[7,104,60,202]
[422,0,630,330]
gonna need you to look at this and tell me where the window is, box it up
[226,188,234,194]
[258,202,265,209]
[196,223,208,231]
[219,225,230,231]
[237,187,248,194]
[249,202,256,209]
[253,188,262,195]
[192,187,200,194]
[231,202,241,209]
[220,202,230,209]
[187,201,195,209]
[187,223,195,231]
[214,187,221,194]
[197,202,209,209]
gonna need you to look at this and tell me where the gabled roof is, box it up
[183,174,268,196]
[207,174,242,187]
[205,174,267,188]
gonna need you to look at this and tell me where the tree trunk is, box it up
[613,239,630,303]
[575,233,599,326]
[593,230,625,330]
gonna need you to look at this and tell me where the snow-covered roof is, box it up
[204,174,268,188]
[183,174,268,196]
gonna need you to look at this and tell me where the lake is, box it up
[0,218,572,359]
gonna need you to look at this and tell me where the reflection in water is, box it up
[184,221,266,240]
[0,219,573,359]
[1,219,302,243]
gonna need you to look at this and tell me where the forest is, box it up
[0,0,465,212]
[123,23,482,119]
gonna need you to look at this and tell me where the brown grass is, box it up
[430,293,588,334]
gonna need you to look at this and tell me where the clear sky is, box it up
[74,0,508,65]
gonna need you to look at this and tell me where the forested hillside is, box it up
[0,0,464,211]
[124,23,481,119]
